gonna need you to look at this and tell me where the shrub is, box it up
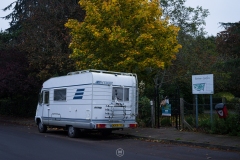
[212,114,240,136]
[214,92,235,101]
[0,95,37,117]
[137,96,151,127]
[161,117,171,126]
[185,115,195,126]
[198,115,211,132]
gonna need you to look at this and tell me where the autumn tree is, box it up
[65,0,181,76]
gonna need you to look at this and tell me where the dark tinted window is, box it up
[54,89,66,101]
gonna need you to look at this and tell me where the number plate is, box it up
[112,124,123,128]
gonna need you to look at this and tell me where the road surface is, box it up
[0,123,239,160]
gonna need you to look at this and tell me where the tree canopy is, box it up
[1,0,240,117]
[0,49,38,98]
[160,0,209,36]
[215,22,240,96]
[65,0,181,73]
[144,0,211,97]
[3,0,85,81]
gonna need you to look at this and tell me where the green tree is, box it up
[0,0,86,117]
[0,49,38,98]
[216,22,240,96]
[160,0,209,36]
[154,0,211,100]
[168,36,219,99]
[65,0,181,74]
[0,31,12,50]
[3,0,85,81]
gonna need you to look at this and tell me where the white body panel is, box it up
[35,69,138,130]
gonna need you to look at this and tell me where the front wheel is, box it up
[38,121,47,133]
[68,126,78,138]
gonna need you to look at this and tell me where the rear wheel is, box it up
[38,121,47,133]
[68,126,78,138]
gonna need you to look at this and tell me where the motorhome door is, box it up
[42,90,50,125]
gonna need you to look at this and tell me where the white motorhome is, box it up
[35,69,138,137]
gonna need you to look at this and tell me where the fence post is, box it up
[222,97,226,104]
[180,98,193,131]
[180,98,184,130]
[150,100,155,128]
[195,94,198,128]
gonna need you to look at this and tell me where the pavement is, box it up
[113,128,240,152]
[0,116,240,152]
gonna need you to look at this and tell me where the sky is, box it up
[0,0,240,36]
[185,0,240,36]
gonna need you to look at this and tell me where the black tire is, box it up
[68,126,78,138]
[38,121,47,133]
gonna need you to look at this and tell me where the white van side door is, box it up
[42,90,50,125]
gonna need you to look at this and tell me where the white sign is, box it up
[192,74,214,94]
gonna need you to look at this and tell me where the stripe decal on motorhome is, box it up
[73,88,85,99]
[42,117,135,122]
[42,83,133,90]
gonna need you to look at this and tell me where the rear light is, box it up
[129,124,137,128]
[96,124,106,128]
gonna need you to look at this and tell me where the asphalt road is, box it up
[0,123,239,160]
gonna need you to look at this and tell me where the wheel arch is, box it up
[35,117,42,125]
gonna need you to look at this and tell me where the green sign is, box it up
[162,104,171,116]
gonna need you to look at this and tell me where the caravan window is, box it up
[112,87,129,102]
[38,92,43,104]
[44,91,49,104]
[54,89,66,101]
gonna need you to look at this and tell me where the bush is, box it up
[214,92,235,101]
[212,114,240,136]
[0,95,37,117]
[161,117,171,126]
[185,115,195,126]
[198,115,211,132]
[137,96,151,127]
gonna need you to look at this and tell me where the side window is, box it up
[38,92,43,104]
[44,91,49,104]
[112,87,129,102]
[124,88,129,101]
[54,88,66,101]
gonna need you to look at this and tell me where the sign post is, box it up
[210,94,213,129]
[192,74,214,128]
[195,94,198,127]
